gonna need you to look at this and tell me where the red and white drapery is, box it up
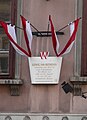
[0,15,80,58]
[49,15,80,57]
[0,15,32,57]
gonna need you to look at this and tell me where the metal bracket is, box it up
[32,31,64,37]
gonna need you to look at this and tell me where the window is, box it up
[0,0,17,78]
[81,0,87,76]
[75,0,87,77]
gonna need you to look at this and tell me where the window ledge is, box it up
[0,79,23,85]
[0,79,23,96]
[70,76,87,85]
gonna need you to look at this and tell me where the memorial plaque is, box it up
[28,57,62,84]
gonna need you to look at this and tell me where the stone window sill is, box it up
[0,79,23,85]
[0,79,23,96]
[70,76,87,85]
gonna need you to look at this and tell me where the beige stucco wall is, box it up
[1,0,86,115]
[20,0,76,113]
[70,85,87,113]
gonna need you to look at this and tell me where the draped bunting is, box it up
[0,15,80,58]
[49,15,80,57]
[49,15,59,56]
[0,21,30,57]
[0,16,33,57]
[20,15,32,57]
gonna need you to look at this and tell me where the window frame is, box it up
[75,0,87,76]
[73,0,82,77]
[70,0,87,85]
[81,0,87,76]
[0,0,17,79]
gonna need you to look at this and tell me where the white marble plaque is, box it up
[28,57,62,84]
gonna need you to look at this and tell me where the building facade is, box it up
[0,0,87,120]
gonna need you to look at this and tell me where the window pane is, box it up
[0,0,11,21]
[0,0,11,75]
[0,28,9,51]
[0,56,9,74]
[81,0,87,76]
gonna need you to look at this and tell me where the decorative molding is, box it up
[0,113,87,120]
[0,79,23,96]
[70,76,87,96]
[62,116,69,120]
[15,0,22,79]
[74,0,82,76]
[70,76,87,85]
[23,116,31,120]
[73,84,82,96]
[81,116,87,120]
[0,79,23,85]
[42,116,49,120]
[5,116,12,120]
[10,85,20,96]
